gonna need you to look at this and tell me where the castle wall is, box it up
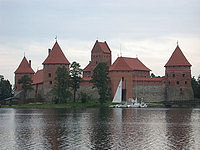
[166,86,194,101]
[134,85,166,102]
[77,85,99,100]
[109,71,133,99]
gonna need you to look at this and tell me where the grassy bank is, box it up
[1,100,113,109]
[1,99,200,109]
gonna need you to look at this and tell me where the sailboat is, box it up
[112,78,122,103]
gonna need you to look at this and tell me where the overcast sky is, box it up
[0,0,200,85]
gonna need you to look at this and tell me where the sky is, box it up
[0,0,200,85]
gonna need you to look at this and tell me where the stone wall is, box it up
[77,85,99,100]
[133,85,166,102]
[166,86,194,101]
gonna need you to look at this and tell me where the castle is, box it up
[14,40,194,102]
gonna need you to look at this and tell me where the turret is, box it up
[165,45,193,101]
[14,56,35,91]
[42,41,70,89]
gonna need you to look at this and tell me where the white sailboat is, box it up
[112,78,122,103]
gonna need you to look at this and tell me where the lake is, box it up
[0,107,199,150]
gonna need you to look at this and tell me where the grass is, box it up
[0,99,113,109]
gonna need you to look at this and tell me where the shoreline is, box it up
[1,102,200,109]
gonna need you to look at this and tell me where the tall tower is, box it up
[83,40,111,77]
[165,45,194,101]
[42,41,70,89]
[14,56,35,92]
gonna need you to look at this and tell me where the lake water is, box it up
[0,107,199,150]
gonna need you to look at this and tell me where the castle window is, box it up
[177,81,179,85]
[48,73,51,77]
[49,81,52,84]
[182,74,185,77]
[96,61,97,64]
[185,81,187,84]
[122,77,124,81]
[173,74,175,78]
[169,81,170,85]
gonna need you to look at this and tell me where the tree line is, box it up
[0,75,13,100]
[191,76,200,98]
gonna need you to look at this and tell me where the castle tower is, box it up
[83,40,111,77]
[165,45,194,101]
[14,56,35,91]
[42,41,70,89]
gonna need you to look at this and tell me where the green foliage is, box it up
[151,73,156,78]
[53,66,71,103]
[191,76,200,98]
[17,75,33,100]
[91,62,111,104]
[35,93,43,101]
[70,61,82,102]
[79,92,90,103]
[0,75,13,100]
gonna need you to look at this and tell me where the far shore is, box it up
[1,101,200,109]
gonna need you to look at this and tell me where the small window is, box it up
[122,77,124,81]
[173,74,175,78]
[48,73,51,77]
[177,81,179,85]
[182,74,185,77]
[185,81,187,84]
[169,81,170,85]
[49,81,52,84]
[96,61,97,64]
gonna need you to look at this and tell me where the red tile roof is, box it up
[109,57,151,71]
[165,45,191,67]
[93,40,111,54]
[32,69,43,85]
[83,62,92,72]
[15,57,35,74]
[43,41,70,65]
[133,77,163,82]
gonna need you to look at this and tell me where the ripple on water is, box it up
[0,108,200,149]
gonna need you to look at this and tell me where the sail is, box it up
[112,79,122,103]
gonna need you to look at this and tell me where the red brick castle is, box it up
[14,40,194,102]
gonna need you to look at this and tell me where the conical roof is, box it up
[43,41,70,65]
[165,45,191,67]
[15,57,35,74]
[109,57,151,71]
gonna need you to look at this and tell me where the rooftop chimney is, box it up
[29,60,31,68]
[48,49,51,55]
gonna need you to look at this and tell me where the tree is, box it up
[91,62,111,104]
[70,61,82,102]
[0,75,13,100]
[53,66,71,103]
[151,73,156,78]
[17,75,33,100]
[191,75,200,98]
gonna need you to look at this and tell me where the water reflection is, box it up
[165,109,193,149]
[0,108,199,149]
